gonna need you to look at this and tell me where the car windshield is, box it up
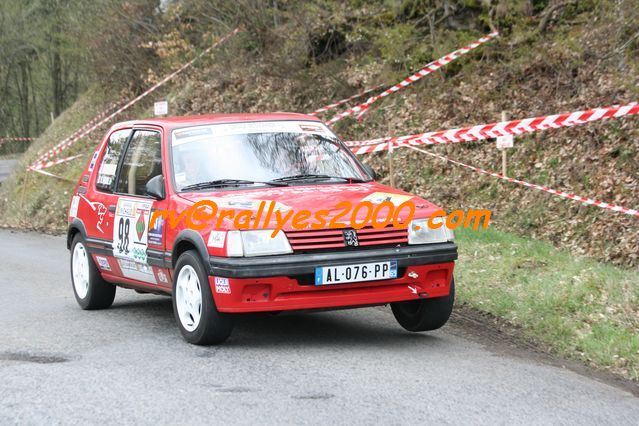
[171,121,369,191]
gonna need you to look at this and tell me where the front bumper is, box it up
[208,242,457,278]
[208,243,457,313]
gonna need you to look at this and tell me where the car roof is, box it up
[109,112,323,132]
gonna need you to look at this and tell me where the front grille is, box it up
[286,225,408,253]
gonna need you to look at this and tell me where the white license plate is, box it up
[315,261,397,285]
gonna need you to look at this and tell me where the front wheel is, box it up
[172,250,234,345]
[70,234,116,310]
[391,278,455,332]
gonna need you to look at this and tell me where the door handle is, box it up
[108,205,116,213]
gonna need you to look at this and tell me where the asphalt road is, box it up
[0,159,18,182]
[1,230,637,424]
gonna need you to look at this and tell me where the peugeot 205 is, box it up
[67,113,457,345]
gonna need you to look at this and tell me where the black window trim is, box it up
[95,127,134,194]
[111,127,165,200]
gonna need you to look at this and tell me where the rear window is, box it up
[96,129,131,191]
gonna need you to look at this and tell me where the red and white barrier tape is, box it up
[0,137,34,142]
[405,144,639,217]
[29,27,240,172]
[30,168,76,182]
[347,102,639,154]
[308,85,384,116]
[32,154,84,171]
[326,31,499,125]
[0,137,34,147]
[32,100,123,168]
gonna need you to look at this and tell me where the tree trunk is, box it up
[28,63,39,134]
[52,50,63,117]
[15,63,30,136]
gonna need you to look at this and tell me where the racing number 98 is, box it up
[117,218,130,253]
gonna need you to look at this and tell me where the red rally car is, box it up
[67,113,457,345]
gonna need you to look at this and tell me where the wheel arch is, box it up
[67,218,88,250]
[172,229,209,271]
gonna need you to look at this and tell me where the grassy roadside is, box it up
[454,226,639,381]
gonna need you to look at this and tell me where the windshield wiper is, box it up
[271,174,368,183]
[181,179,288,191]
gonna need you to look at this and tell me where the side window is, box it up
[115,130,163,196]
[96,129,131,191]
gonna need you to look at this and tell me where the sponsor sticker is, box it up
[157,270,169,284]
[361,191,413,206]
[174,127,214,140]
[207,230,226,248]
[215,198,290,212]
[148,210,163,245]
[88,150,99,172]
[214,277,231,294]
[175,172,187,183]
[96,163,118,188]
[79,194,107,233]
[95,255,111,271]
[117,259,157,284]
[69,196,80,218]
[97,175,112,187]
[299,124,324,133]
[256,184,368,197]
[113,198,152,263]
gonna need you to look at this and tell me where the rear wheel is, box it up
[70,234,116,310]
[172,250,233,345]
[391,278,455,332]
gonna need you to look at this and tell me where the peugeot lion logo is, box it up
[343,229,359,247]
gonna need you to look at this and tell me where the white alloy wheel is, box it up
[72,243,90,299]
[175,265,203,332]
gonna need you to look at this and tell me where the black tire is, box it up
[391,278,455,332]
[172,250,233,345]
[70,234,116,310]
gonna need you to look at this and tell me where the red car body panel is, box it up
[68,113,457,313]
[209,263,453,313]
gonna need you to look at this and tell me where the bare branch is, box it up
[538,0,576,33]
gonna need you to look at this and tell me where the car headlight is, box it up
[408,217,454,244]
[226,230,293,257]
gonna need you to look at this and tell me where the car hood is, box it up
[176,182,443,230]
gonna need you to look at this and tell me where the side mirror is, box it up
[362,164,378,180]
[145,175,166,200]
